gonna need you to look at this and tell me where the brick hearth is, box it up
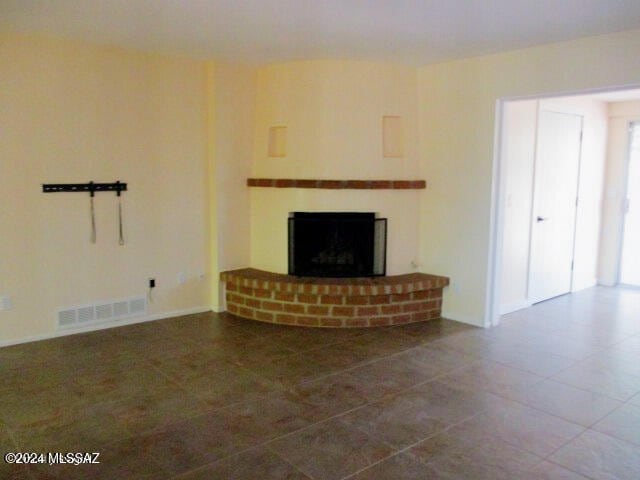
[220,268,449,328]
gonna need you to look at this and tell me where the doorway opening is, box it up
[488,86,640,327]
[619,122,640,287]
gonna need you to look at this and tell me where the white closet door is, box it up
[529,110,583,303]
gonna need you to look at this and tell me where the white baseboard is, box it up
[441,310,484,328]
[499,300,533,315]
[0,306,213,348]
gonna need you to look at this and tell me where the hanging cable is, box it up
[118,196,125,245]
[89,183,96,244]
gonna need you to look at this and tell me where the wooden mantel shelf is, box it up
[247,178,426,189]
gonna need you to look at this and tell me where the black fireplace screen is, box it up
[288,212,387,277]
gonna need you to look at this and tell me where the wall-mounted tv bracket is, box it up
[42,181,128,245]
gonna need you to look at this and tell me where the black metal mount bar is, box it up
[43,181,127,197]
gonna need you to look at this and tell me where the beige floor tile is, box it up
[550,430,640,480]
[340,380,499,449]
[593,403,640,446]
[524,461,591,479]
[176,447,311,479]
[459,397,584,457]
[392,342,475,377]
[268,417,394,480]
[437,359,544,397]
[349,453,433,480]
[484,342,576,377]
[581,347,640,378]
[551,362,640,401]
[408,419,543,477]
[506,379,622,427]
[288,373,373,418]
[218,390,322,445]
[521,334,602,360]
[431,329,499,358]
[131,413,248,476]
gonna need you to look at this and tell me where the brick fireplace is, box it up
[222,176,447,327]
[220,268,449,328]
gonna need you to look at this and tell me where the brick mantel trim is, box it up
[220,268,449,328]
[247,178,426,189]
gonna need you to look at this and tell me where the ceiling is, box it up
[2,0,640,65]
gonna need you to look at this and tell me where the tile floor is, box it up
[1,286,640,479]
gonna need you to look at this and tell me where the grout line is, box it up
[339,411,496,480]
[539,457,595,479]
[539,427,593,464]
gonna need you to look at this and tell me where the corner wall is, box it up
[209,64,256,309]
[0,34,211,343]
[249,60,422,275]
[418,28,640,326]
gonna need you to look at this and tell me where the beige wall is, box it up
[599,101,640,285]
[0,34,211,343]
[5,28,640,339]
[250,60,422,275]
[253,60,420,178]
[210,64,256,308]
[418,29,640,326]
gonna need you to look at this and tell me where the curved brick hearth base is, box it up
[220,268,449,328]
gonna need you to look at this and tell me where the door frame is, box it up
[486,84,640,328]
[617,120,640,285]
[527,105,584,304]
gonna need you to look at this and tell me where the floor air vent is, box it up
[57,296,147,330]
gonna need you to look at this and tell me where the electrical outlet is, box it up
[177,272,186,285]
[0,295,13,311]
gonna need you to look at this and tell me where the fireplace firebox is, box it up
[288,212,386,277]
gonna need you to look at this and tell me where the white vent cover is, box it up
[57,296,147,330]
[77,306,96,323]
[95,303,113,320]
[113,301,129,317]
[58,309,77,327]
[129,298,146,315]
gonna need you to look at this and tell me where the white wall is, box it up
[498,97,607,315]
[599,101,640,285]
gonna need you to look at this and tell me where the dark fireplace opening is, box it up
[288,212,387,277]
